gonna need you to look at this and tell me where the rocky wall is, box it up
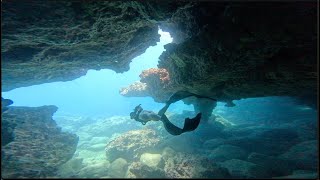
[1,105,79,178]
[1,1,186,91]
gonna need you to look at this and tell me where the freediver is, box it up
[130,91,217,136]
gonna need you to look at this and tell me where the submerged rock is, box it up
[203,138,226,150]
[225,128,300,156]
[157,132,204,154]
[87,143,106,152]
[161,147,175,160]
[1,97,13,113]
[164,152,231,178]
[140,153,163,168]
[279,140,318,170]
[126,161,165,178]
[108,158,128,178]
[56,157,84,177]
[105,128,162,162]
[82,163,109,178]
[219,159,257,178]
[208,144,248,162]
[1,106,79,178]
[247,152,295,177]
[273,170,318,179]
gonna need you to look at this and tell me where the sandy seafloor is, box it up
[52,100,318,179]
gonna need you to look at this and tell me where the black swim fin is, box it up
[182,113,202,132]
[161,113,202,136]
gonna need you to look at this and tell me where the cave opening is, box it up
[2,28,173,119]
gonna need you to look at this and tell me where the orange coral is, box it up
[139,68,170,84]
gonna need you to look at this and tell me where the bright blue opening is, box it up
[2,28,173,118]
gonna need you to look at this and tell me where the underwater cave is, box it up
[1,1,318,179]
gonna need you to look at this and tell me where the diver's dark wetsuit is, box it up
[130,91,215,136]
[130,105,161,125]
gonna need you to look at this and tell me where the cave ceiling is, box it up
[1,1,317,107]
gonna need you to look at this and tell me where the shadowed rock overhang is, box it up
[1,0,186,91]
[1,1,317,107]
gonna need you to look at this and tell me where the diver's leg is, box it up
[149,112,162,121]
[158,91,195,116]
[160,91,216,117]
[158,103,170,116]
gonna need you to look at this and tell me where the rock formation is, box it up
[119,81,149,97]
[122,2,317,108]
[105,128,163,162]
[2,1,316,108]
[1,1,186,91]
[168,2,316,105]
[1,105,79,178]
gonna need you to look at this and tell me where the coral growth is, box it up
[140,68,170,85]
[119,68,173,102]
[127,161,165,178]
[119,81,149,97]
[138,68,173,102]
[1,106,79,178]
[163,151,231,178]
[125,148,231,178]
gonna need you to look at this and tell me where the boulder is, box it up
[57,157,84,177]
[127,161,165,178]
[1,106,78,178]
[273,170,318,179]
[247,152,295,177]
[105,128,162,162]
[87,143,106,152]
[209,145,248,162]
[219,159,257,178]
[225,128,300,156]
[108,158,128,178]
[77,161,110,178]
[164,152,231,178]
[279,140,318,170]
[140,153,163,168]
[161,147,175,160]
[203,138,226,150]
